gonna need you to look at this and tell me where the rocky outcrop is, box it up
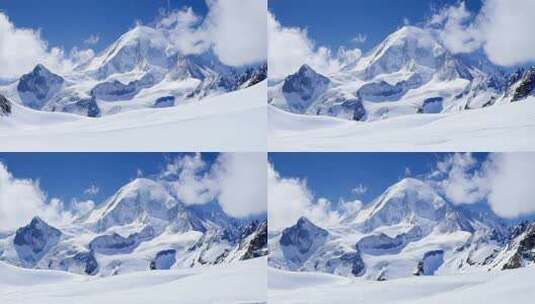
[0,94,11,116]
[502,223,535,270]
[240,221,268,260]
[280,217,329,267]
[150,249,176,270]
[89,226,155,255]
[13,217,62,267]
[17,64,64,109]
[282,65,330,112]
[511,67,535,102]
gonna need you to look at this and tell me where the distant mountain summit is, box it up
[0,177,267,277]
[0,23,266,118]
[269,25,532,122]
[269,177,532,281]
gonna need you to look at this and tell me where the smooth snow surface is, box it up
[0,82,266,151]
[268,265,535,304]
[0,257,267,304]
[269,97,535,151]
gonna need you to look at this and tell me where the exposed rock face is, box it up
[503,223,535,270]
[150,249,176,270]
[414,250,444,275]
[89,226,155,255]
[282,65,330,112]
[13,217,62,267]
[357,233,407,255]
[280,217,329,267]
[240,221,268,260]
[154,96,175,108]
[71,251,99,275]
[511,67,535,102]
[0,94,11,116]
[17,64,64,109]
[419,97,444,113]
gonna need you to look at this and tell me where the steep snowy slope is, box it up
[0,257,267,304]
[269,178,517,281]
[0,81,267,151]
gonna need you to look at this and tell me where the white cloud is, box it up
[84,34,100,45]
[431,153,535,219]
[70,199,95,217]
[158,1,266,67]
[213,153,267,218]
[203,0,267,66]
[430,0,535,66]
[352,184,368,196]
[164,153,217,205]
[163,153,267,218]
[0,162,71,231]
[267,164,358,231]
[351,33,367,44]
[431,153,488,205]
[268,163,313,231]
[84,184,100,196]
[69,47,95,66]
[157,7,210,56]
[0,12,73,79]
[268,12,358,79]
[483,153,535,218]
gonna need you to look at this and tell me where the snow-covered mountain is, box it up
[0,177,267,277]
[269,177,533,281]
[269,25,534,122]
[0,24,266,118]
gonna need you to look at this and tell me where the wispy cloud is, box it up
[428,0,535,66]
[351,33,367,44]
[84,34,100,45]
[84,184,100,196]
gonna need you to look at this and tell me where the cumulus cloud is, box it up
[431,153,535,219]
[157,0,266,67]
[0,12,73,79]
[431,153,489,205]
[213,153,267,218]
[483,153,535,218]
[268,12,352,79]
[163,153,267,218]
[430,0,535,66]
[203,0,267,66]
[0,162,73,231]
[163,153,217,205]
[267,164,360,231]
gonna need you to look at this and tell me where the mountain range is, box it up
[0,177,267,277]
[269,177,535,281]
[269,26,535,122]
[0,23,266,118]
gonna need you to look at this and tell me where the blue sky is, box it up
[0,153,218,207]
[0,0,208,52]
[269,152,488,204]
[269,0,483,52]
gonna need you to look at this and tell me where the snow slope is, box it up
[269,96,535,151]
[268,265,535,304]
[0,81,266,151]
[0,257,267,304]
